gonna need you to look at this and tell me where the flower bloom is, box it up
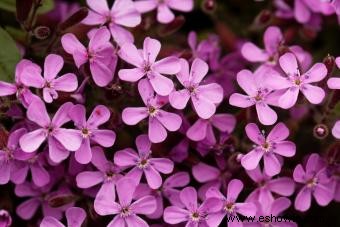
[241,122,296,176]
[69,104,116,164]
[114,134,174,189]
[82,0,141,45]
[205,179,257,227]
[293,153,335,211]
[61,27,117,87]
[163,186,222,226]
[122,79,182,143]
[169,58,224,119]
[229,68,279,125]
[20,54,78,103]
[40,207,86,227]
[76,147,123,213]
[118,37,181,96]
[267,52,327,109]
[19,100,82,163]
[0,209,12,227]
[94,177,157,227]
[135,0,194,24]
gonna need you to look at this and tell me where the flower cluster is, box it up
[0,0,339,226]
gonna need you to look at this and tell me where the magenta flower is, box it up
[186,113,236,141]
[0,210,12,227]
[118,37,181,96]
[69,104,116,164]
[82,0,141,45]
[114,134,174,189]
[76,147,123,213]
[229,69,279,125]
[122,79,182,143]
[246,166,295,206]
[135,0,194,24]
[0,59,40,108]
[20,54,78,103]
[293,153,336,211]
[40,207,86,227]
[19,100,83,163]
[163,186,222,226]
[241,122,296,176]
[205,179,257,227]
[61,27,117,87]
[267,53,327,109]
[169,58,224,119]
[94,177,157,226]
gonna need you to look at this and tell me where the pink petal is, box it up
[149,72,174,96]
[0,81,16,96]
[89,27,111,50]
[268,177,295,196]
[61,33,86,56]
[271,197,291,216]
[16,198,40,220]
[107,216,125,227]
[327,77,340,89]
[164,172,190,188]
[122,107,148,125]
[236,70,257,96]
[279,53,299,76]
[75,139,92,164]
[192,162,219,183]
[180,187,197,210]
[267,122,289,141]
[227,179,243,201]
[176,58,190,86]
[169,89,190,109]
[211,114,236,133]
[148,117,167,143]
[76,171,103,188]
[109,24,134,45]
[186,119,209,141]
[156,110,182,132]
[241,42,268,62]
[48,137,70,163]
[125,215,149,227]
[51,102,73,127]
[19,129,47,153]
[0,161,10,184]
[118,68,145,82]
[245,123,265,145]
[112,0,141,27]
[143,37,161,63]
[332,121,340,139]
[294,0,311,23]
[53,73,78,92]
[206,212,225,227]
[241,149,264,170]
[134,0,158,13]
[131,195,157,215]
[157,4,175,24]
[301,84,325,104]
[278,87,300,109]
[303,63,327,83]
[136,134,152,156]
[138,79,154,105]
[27,100,50,127]
[151,158,174,174]
[82,10,106,25]
[229,93,254,108]
[116,177,137,205]
[314,184,334,206]
[31,163,50,187]
[295,187,312,211]
[190,58,209,84]
[263,153,281,176]
[44,54,64,80]
[255,103,277,125]
[94,182,116,213]
[53,129,82,151]
[153,56,181,75]
[66,207,86,227]
[86,0,109,14]
[164,206,190,224]
[198,83,223,104]
[293,164,306,183]
[274,141,296,157]
[263,26,283,55]
[90,60,113,87]
[167,0,194,11]
[118,42,144,67]
[87,105,111,128]
[91,130,116,147]
[91,146,110,172]
[144,165,163,189]
[20,69,44,88]
[114,148,139,167]
[40,217,64,227]
[94,200,120,216]
[192,96,216,119]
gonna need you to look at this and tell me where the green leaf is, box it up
[0,0,54,14]
[0,27,21,82]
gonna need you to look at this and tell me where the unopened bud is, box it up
[0,210,12,227]
[202,0,216,13]
[313,124,329,139]
[33,26,50,40]
[323,54,335,74]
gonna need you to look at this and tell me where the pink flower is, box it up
[186,113,236,141]
[163,186,222,226]
[94,177,157,226]
[20,54,78,103]
[40,207,86,227]
[69,105,116,164]
[61,27,117,87]
[241,122,296,176]
[245,166,295,206]
[122,79,182,143]
[267,53,327,109]
[19,100,83,163]
[118,37,181,96]
[0,59,40,108]
[229,68,279,125]
[0,210,12,227]
[82,0,141,45]
[135,0,194,24]
[293,153,336,211]
[205,179,257,227]
[169,58,224,119]
[114,134,174,189]
[76,147,123,214]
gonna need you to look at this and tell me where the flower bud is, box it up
[313,124,329,139]
[0,210,12,227]
[323,54,335,74]
[202,0,217,14]
[33,26,50,40]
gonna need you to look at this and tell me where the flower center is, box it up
[138,159,149,169]
[120,206,131,217]
[190,211,202,222]
[148,106,158,117]
[224,202,235,213]
[81,128,91,138]
[45,81,52,88]
[294,78,301,85]
[306,177,318,188]
[262,141,271,152]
